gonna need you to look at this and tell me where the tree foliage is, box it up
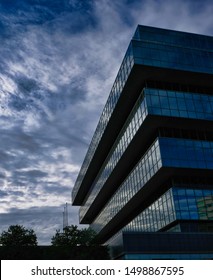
[0,225,38,246]
[51,225,97,246]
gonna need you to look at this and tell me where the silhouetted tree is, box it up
[78,227,97,245]
[0,225,37,246]
[51,225,97,246]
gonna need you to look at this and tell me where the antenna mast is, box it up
[63,202,68,230]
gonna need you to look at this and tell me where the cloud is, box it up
[0,0,213,244]
[130,0,213,34]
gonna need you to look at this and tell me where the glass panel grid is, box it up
[91,139,162,233]
[124,189,176,232]
[79,91,148,220]
[145,88,213,121]
[172,187,213,221]
[74,25,213,201]
[134,25,213,51]
[72,43,134,201]
[160,138,213,170]
[132,32,213,73]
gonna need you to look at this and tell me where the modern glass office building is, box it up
[72,25,213,259]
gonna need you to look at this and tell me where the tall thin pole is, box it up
[63,209,65,231]
[63,203,68,231]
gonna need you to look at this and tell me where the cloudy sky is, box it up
[0,0,213,245]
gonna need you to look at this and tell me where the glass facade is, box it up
[133,25,213,51]
[124,186,213,233]
[79,91,148,221]
[73,25,213,203]
[132,40,213,73]
[80,87,213,221]
[125,189,176,232]
[72,44,134,202]
[91,139,162,233]
[72,25,213,259]
[160,138,213,169]
[173,187,213,221]
[133,25,213,73]
[91,137,213,234]
[146,88,213,121]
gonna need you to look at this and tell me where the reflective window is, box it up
[159,137,213,170]
[74,25,213,202]
[132,38,213,74]
[172,187,213,221]
[145,88,213,122]
[91,139,162,233]
[92,183,213,234]
[73,43,134,201]
[79,91,149,220]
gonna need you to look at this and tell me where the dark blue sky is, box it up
[0,0,213,244]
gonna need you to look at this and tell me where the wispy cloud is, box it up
[0,0,213,244]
